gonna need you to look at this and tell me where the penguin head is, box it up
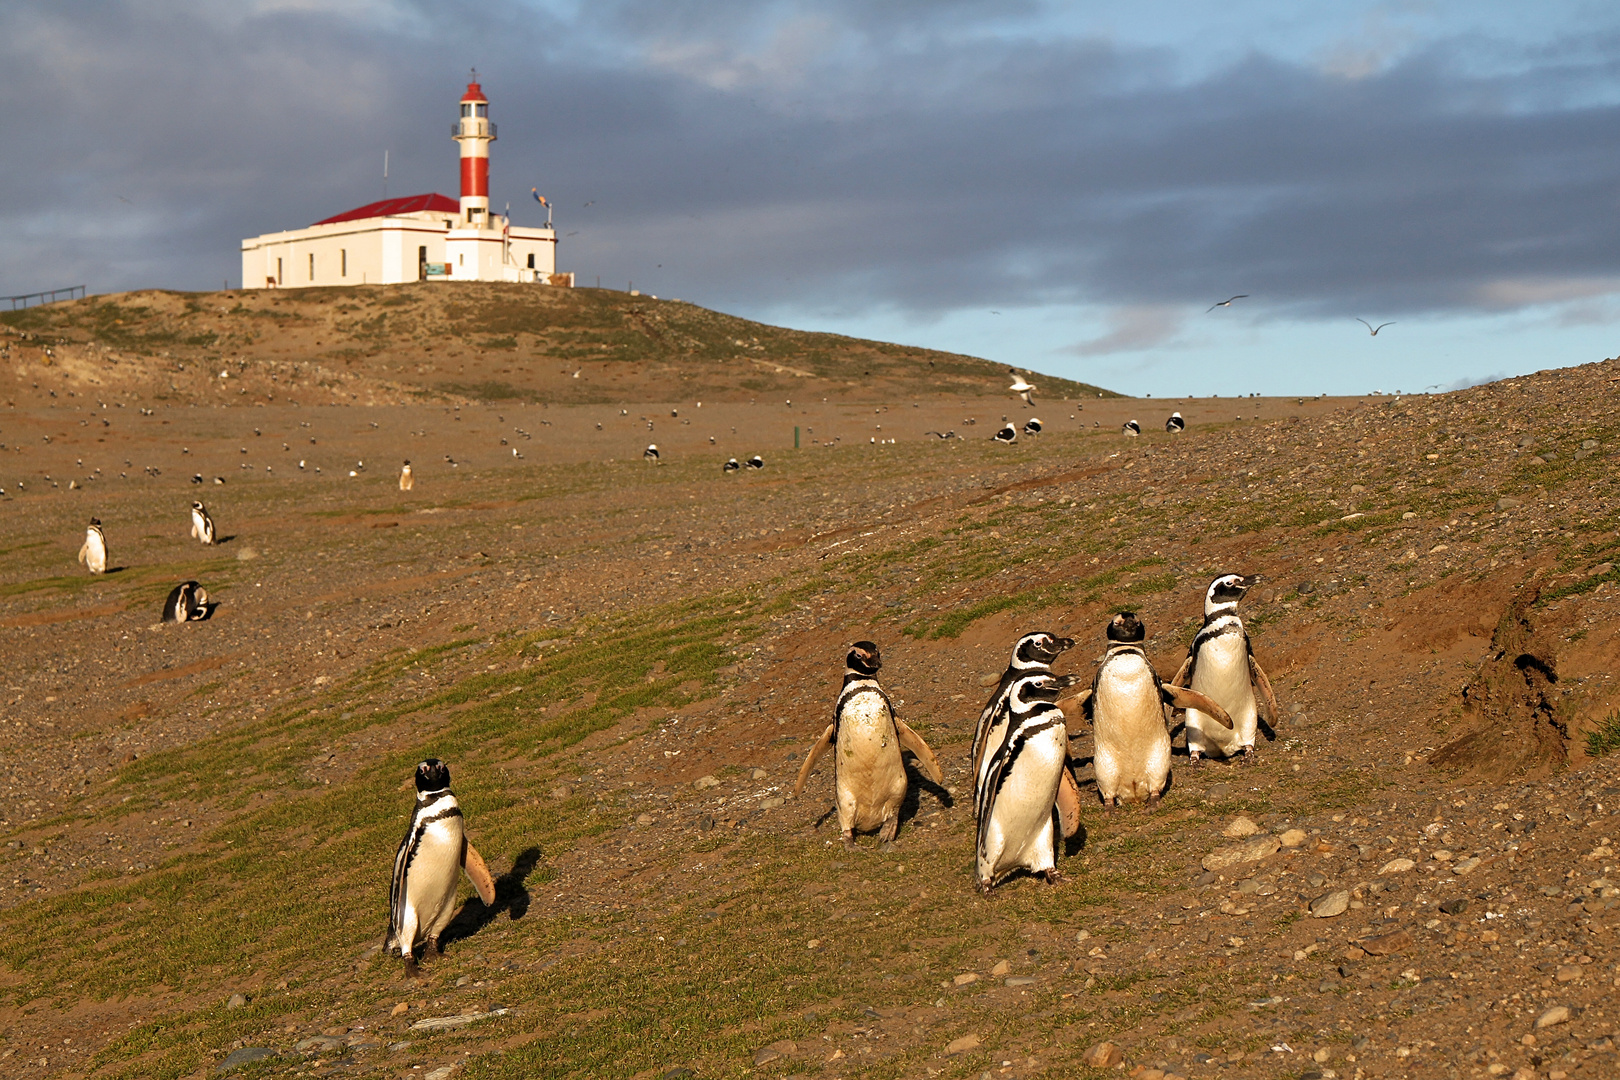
[192,500,205,511]
[414,759,452,792]
[1010,671,1063,703]
[89,517,101,527]
[846,641,882,675]
[192,585,208,608]
[1014,632,1074,666]
[1206,573,1260,613]
[1106,611,1146,643]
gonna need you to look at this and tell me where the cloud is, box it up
[1067,305,1186,356]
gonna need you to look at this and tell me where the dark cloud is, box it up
[3,0,1619,336]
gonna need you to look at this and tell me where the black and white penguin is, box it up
[746,454,764,469]
[77,518,107,575]
[794,642,944,847]
[1169,574,1278,765]
[399,461,414,491]
[644,444,660,463]
[974,672,1072,890]
[1022,417,1043,436]
[993,423,1017,443]
[386,759,496,977]
[1165,412,1186,433]
[722,457,741,473]
[924,430,956,439]
[1121,420,1141,437]
[1078,612,1231,809]
[191,473,204,484]
[161,581,210,622]
[190,501,215,545]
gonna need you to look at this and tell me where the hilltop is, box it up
[0,283,1118,407]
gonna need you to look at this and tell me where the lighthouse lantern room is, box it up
[240,75,563,289]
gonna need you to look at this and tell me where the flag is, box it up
[531,188,548,207]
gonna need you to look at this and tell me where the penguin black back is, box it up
[162,581,196,623]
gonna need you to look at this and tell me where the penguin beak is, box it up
[1239,574,1262,589]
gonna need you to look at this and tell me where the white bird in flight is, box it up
[1356,318,1395,336]
[1207,294,1248,312]
[1007,371,1036,406]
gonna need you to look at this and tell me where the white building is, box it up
[241,77,563,289]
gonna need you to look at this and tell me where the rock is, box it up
[698,814,715,831]
[953,972,979,986]
[1452,856,1481,875]
[409,1008,510,1032]
[1536,1005,1572,1029]
[1279,828,1308,848]
[1202,835,1281,872]
[1205,783,1231,800]
[455,974,472,987]
[693,775,720,789]
[760,797,785,809]
[749,767,768,779]
[1496,497,1523,511]
[424,1068,454,1080]
[945,1033,982,1055]
[978,672,1001,687]
[218,1048,279,1073]
[1431,849,1453,861]
[752,1040,795,1065]
[387,1042,411,1052]
[1358,929,1414,956]
[294,1036,344,1053]
[390,1002,409,1017]
[636,813,656,826]
[1005,976,1037,986]
[549,784,573,800]
[226,993,247,1009]
[235,547,259,561]
[1439,898,1468,915]
[1377,857,1416,875]
[1222,816,1261,838]
[1556,965,1582,982]
[1309,890,1351,918]
[990,960,1011,976]
[1081,1041,1125,1068]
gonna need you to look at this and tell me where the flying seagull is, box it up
[1207,295,1249,312]
[1007,371,1036,406]
[1356,318,1395,336]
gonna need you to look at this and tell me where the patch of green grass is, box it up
[1585,712,1620,757]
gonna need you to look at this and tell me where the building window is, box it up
[461,103,472,117]
[476,103,487,117]
[458,253,464,266]
[276,257,282,285]
[308,253,315,281]
[341,249,347,277]
[527,254,535,269]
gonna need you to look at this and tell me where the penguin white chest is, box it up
[403,814,466,948]
[1188,632,1258,756]
[1091,655,1171,804]
[835,691,906,833]
[979,720,1066,883]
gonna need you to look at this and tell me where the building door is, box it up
[419,246,427,282]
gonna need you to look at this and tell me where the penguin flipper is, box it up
[893,719,944,785]
[1160,684,1234,729]
[461,840,496,906]
[1169,655,1192,688]
[77,542,88,565]
[1057,687,1092,716]
[1055,763,1084,839]
[1249,655,1280,726]
[793,724,836,796]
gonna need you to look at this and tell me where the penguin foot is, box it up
[1042,868,1064,886]
[403,957,420,980]
[1240,747,1257,766]
[975,878,994,895]
[878,820,900,844]
[428,934,444,955]
[840,831,858,850]
[1188,752,1203,767]
[1144,792,1161,811]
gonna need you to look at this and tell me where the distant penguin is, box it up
[1169,574,1279,765]
[191,473,204,484]
[794,642,944,847]
[1022,417,1042,436]
[1121,420,1141,437]
[190,501,215,545]
[1080,612,1231,808]
[723,457,741,473]
[161,581,210,622]
[974,672,1073,890]
[386,759,496,977]
[77,518,107,574]
[1165,412,1186,433]
[644,444,660,463]
[399,461,414,491]
[745,454,764,469]
[993,423,1018,443]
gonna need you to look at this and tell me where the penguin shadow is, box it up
[214,534,237,546]
[439,845,542,948]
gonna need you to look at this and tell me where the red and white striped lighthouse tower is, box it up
[453,71,495,226]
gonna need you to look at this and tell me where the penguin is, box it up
[191,473,204,484]
[1169,573,1279,765]
[1022,417,1043,436]
[722,457,741,473]
[190,501,215,545]
[1121,420,1141,437]
[993,423,1018,444]
[1077,612,1232,809]
[1165,412,1186,433]
[399,461,414,491]
[746,454,764,469]
[793,641,944,847]
[644,444,660,463]
[77,518,107,574]
[386,759,496,977]
[974,672,1072,890]
[161,581,210,622]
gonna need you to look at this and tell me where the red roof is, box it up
[313,193,458,226]
[461,81,487,103]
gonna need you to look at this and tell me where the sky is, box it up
[4,1,1620,396]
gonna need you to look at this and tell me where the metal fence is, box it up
[4,285,86,310]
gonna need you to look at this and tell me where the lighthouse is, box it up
[240,74,563,288]
[453,75,494,226]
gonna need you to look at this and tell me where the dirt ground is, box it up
[3,290,1620,1080]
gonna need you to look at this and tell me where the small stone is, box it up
[423,1068,454,1080]
[752,1040,795,1065]
[945,1033,982,1055]
[1556,965,1582,982]
[218,1047,279,1073]
[1005,976,1037,987]
[455,975,472,986]
[387,1042,411,1052]
[698,814,715,831]
[1279,828,1308,848]
[1452,856,1481,875]
[1313,1048,1331,1063]
[806,939,821,949]
[293,1036,344,1053]
[760,797,785,809]
[1202,835,1281,872]
[953,972,979,986]
[1496,497,1523,511]
[990,960,1011,976]
[235,547,259,561]
[750,767,767,779]
[636,813,655,826]
[1431,849,1453,861]
[1223,816,1261,838]
[693,775,720,789]
[978,672,1001,687]
[1081,1042,1124,1068]
[1377,857,1416,875]
[549,784,573,800]
[1359,929,1414,956]
[1438,898,1468,915]
[1205,782,1231,801]
[390,1002,409,1017]
[1309,890,1351,918]
[226,993,247,1009]
[1535,1005,1571,1029]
